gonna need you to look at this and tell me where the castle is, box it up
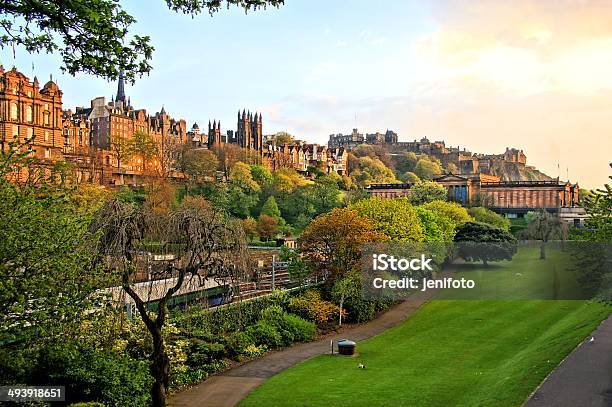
[329,129,532,180]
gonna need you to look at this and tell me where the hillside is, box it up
[487,161,552,182]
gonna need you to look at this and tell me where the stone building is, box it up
[0,66,64,162]
[366,172,580,218]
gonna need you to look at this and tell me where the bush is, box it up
[225,331,254,357]
[35,343,152,407]
[282,313,316,342]
[246,321,284,348]
[243,344,268,358]
[289,290,343,325]
[186,340,226,367]
[468,207,510,231]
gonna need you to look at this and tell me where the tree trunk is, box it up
[540,241,546,260]
[339,295,344,326]
[150,325,170,407]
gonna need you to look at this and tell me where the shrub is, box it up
[282,313,316,342]
[35,343,152,407]
[225,331,254,357]
[246,321,284,348]
[289,290,344,325]
[186,340,226,367]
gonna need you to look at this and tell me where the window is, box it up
[26,128,33,140]
[44,148,50,159]
[10,103,17,120]
[44,131,49,142]
[12,125,18,138]
[44,113,49,126]
[26,105,32,122]
[44,103,49,111]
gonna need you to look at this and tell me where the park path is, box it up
[523,314,612,407]
[169,288,435,407]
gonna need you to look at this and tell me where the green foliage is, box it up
[350,156,397,187]
[0,180,109,347]
[225,331,255,357]
[246,320,284,348]
[408,180,447,205]
[259,305,316,344]
[469,206,511,231]
[393,152,418,175]
[261,195,282,220]
[227,162,261,217]
[251,164,273,187]
[582,167,612,242]
[350,197,424,242]
[414,207,445,242]
[34,342,152,407]
[454,222,518,265]
[401,171,420,183]
[422,200,473,241]
[1,0,283,81]
[414,156,442,180]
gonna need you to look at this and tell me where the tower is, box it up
[115,70,127,105]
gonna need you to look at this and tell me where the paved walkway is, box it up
[169,289,434,407]
[524,314,612,407]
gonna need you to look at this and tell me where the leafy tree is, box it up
[350,156,396,187]
[400,171,420,184]
[257,214,279,241]
[468,206,510,231]
[298,208,386,284]
[0,180,108,352]
[445,162,459,174]
[582,164,612,242]
[422,200,473,241]
[270,131,294,145]
[250,164,273,187]
[130,131,159,173]
[227,162,261,218]
[91,196,246,407]
[454,222,518,266]
[331,270,361,326]
[414,156,442,180]
[521,210,567,259]
[261,195,282,220]
[414,207,444,242]
[350,197,424,242]
[393,151,418,174]
[408,180,447,205]
[0,0,283,81]
[241,217,258,241]
[177,145,218,189]
[110,132,133,169]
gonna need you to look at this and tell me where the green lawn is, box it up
[240,248,610,407]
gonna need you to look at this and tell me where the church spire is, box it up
[116,70,126,103]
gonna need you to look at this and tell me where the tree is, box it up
[250,164,272,187]
[408,180,447,205]
[582,164,612,242]
[414,207,444,242]
[414,156,442,180]
[298,208,387,284]
[468,207,510,231]
[454,222,518,266]
[400,171,420,184]
[393,151,418,174]
[90,196,246,407]
[261,195,282,220]
[350,197,424,242]
[227,162,261,218]
[331,270,361,326]
[350,156,396,187]
[110,132,133,169]
[422,200,473,241]
[521,210,567,259]
[257,214,279,241]
[178,146,218,189]
[130,131,159,173]
[271,131,294,145]
[241,217,258,241]
[1,0,283,81]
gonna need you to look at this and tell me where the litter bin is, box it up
[337,339,356,356]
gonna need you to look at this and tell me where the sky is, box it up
[2,0,611,188]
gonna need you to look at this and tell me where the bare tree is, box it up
[90,195,248,407]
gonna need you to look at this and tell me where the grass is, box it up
[240,247,610,407]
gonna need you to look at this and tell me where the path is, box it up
[169,289,434,407]
[524,314,612,407]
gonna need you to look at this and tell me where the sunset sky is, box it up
[2,0,611,188]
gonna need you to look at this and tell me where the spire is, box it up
[218,120,221,129]
[208,120,211,130]
[116,70,126,103]
[213,120,216,129]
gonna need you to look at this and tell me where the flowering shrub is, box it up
[288,290,345,325]
[243,344,268,358]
